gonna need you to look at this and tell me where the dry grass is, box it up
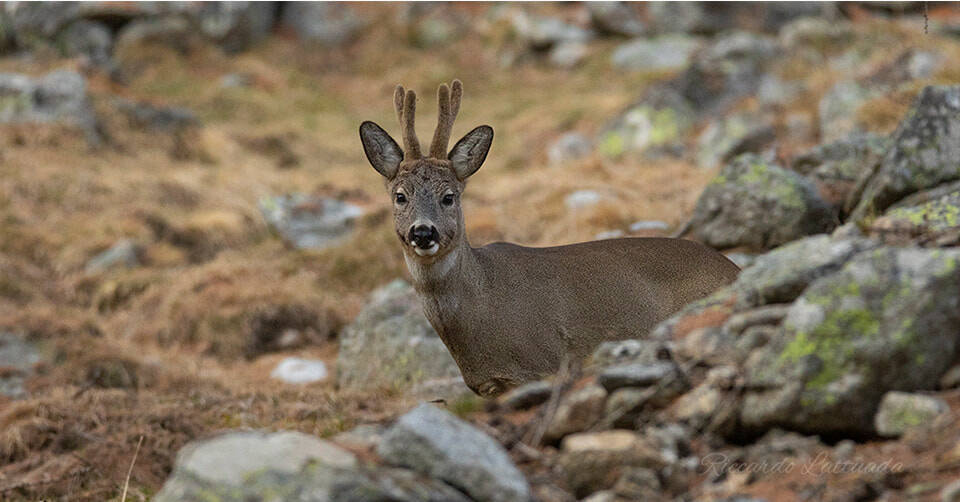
[0,4,957,499]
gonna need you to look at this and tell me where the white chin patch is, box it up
[413,242,439,257]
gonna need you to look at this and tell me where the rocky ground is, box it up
[1,2,960,501]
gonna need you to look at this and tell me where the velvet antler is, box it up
[430,79,462,158]
[394,85,421,160]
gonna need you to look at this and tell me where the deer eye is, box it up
[441,193,455,206]
[395,192,407,204]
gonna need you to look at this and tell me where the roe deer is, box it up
[359,80,739,397]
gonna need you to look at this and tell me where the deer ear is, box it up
[448,125,493,180]
[360,121,403,179]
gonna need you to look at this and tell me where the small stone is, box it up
[941,365,960,389]
[564,190,604,210]
[588,2,645,37]
[260,193,364,250]
[0,333,40,399]
[270,357,328,384]
[725,252,757,269]
[545,384,608,441]
[941,479,960,502]
[696,113,776,170]
[85,239,142,273]
[332,424,385,451]
[598,361,676,391]
[548,132,592,165]
[874,391,949,438]
[377,404,531,502]
[499,380,553,410]
[611,35,700,72]
[548,41,588,69]
[629,220,669,232]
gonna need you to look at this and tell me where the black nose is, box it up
[408,225,439,249]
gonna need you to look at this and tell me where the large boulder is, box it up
[155,430,470,502]
[686,154,835,250]
[850,86,960,221]
[377,404,532,502]
[740,247,960,435]
[336,280,466,396]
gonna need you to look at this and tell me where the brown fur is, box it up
[360,81,740,397]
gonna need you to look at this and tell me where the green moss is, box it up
[598,131,626,158]
[886,193,960,231]
[780,307,879,390]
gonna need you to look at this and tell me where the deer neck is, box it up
[403,234,478,297]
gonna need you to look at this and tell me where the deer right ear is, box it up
[360,121,403,179]
[448,125,493,180]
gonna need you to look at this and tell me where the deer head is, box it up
[359,80,493,263]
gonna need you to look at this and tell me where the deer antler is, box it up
[394,85,422,160]
[430,79,462,158]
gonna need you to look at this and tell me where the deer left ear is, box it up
[448,125,493,180]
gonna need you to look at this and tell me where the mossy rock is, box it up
[740,247,960,435]
[850,85,960,222]
[873,182,960,236]
[687,154,835,250]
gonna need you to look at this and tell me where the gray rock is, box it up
[670,31,779,116]
[548,132,592,165]
[874,391,949,437]
[695,112,776,170]
[332,424,385,451]
[545,384,608,441]
[260,193,364,250]
[791,132,889,216]
[941,365,960,389]
[872,182,960,236]
[281,2,365,46]
[9,1,142,48]
[725,252,757,269]
[60,20,112,67]
[629,220,669,232]
[377,403,531,502]
[0,333,40,399]
[559,430,665,497]
[817,80,872,143]
[611,35,700,72]
[156,430,469,502]
[547,41,588,69]
[564,189,604,210]
[114,16,197,59]
[598,361,677,391]
[731,235,877,308]
[598,87,695,157]
[741,247,960,435]
[84,239,142,273]
[400,4,465,49]
[587,2,645,37]
[590,339,668,367]
[337,280,464,394]
[688,154,835,250]
[851,86,960,221]
[270,357,328,384]
[0,69,100,145]
[196,1,275,53]
[499,380,553,410]
[114,99,198,133]
[509,10,592,51]
[756,75,803,107]
[779,17,853,50]
[942,479,960,502]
